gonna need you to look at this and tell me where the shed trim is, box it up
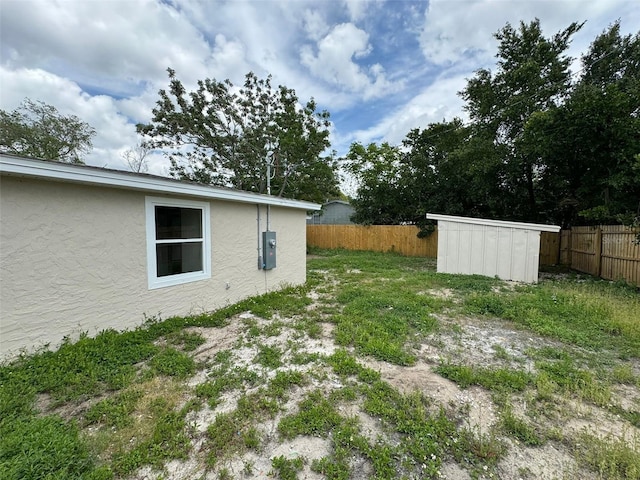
[426,213,561,233]
[0,154,321,211]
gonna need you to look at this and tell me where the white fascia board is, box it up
[426,213,561,233]
[0,154,321,211]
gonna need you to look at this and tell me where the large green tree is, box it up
[522,22,640,226]
[138,69,340,202]
[347,120,504,226]
[461,19,583,221]
[344,142,406,224]
[0,99,95,164]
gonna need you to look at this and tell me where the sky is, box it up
[1,0,638,188]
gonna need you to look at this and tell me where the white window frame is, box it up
[145,196,211,290]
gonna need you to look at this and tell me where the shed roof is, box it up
[0,154,321,211]
[426,213,561,232]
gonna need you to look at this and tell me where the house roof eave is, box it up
[0,154,321,211]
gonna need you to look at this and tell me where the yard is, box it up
[1,250,639,480]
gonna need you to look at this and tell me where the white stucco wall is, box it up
[0,176,307,359]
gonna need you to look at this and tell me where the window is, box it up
[145,197,211,289]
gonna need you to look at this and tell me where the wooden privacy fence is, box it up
[307,224,640,285]
[565,225,640,286]
[307,225,438,257]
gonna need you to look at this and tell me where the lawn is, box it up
[1,250,639,480]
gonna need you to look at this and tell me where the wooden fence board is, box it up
[599,225,640,285]
[570,226,599,276]
[559,230,572,265]
[540,232,560,265]
[307,225,438,257]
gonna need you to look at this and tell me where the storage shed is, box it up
[0,154,320,360]
[426,213,561,283]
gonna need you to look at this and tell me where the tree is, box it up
[344,142,406,224]
[138,69,340,203]
[461,19,583,221]
[521,22,640,226]
[122,142,150,173]
[0,98,95,163]
[345,20,639,229]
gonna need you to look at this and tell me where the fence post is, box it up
[594,226,602,277]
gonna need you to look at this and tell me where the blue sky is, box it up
[1,0,637,187]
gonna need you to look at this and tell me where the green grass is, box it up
[500,407,545,446]
[205,369,306,466]
[111,397,191,476]
[535,357,611,406]
[332,286,437,365]
[149,347,196,379]
[278,390,343,438]
[326,348,381,383]
[0,415,109,480]
[165,330,206,351]
[574,431,640,480]
[463,282,640,356]
[195,363,260,408]
[84,389,143,429]
[436,363,533,392]
[254,344,283,369]
[271,455,304,480]
[1,249,638,479]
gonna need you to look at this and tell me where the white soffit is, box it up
[426,213,561,232]
[0,154,321,211]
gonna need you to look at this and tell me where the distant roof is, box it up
[0,154,321,211]
[323,200,352,206]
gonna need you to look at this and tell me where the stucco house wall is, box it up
[0,155,318,359]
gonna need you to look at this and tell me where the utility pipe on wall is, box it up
[266,149,273,231]
[256,204,263,270]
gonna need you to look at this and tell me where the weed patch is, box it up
[278,390,342,438]
[436,363,532,392]
[255,344,283,369]
[149,347,196,379]
[84,389,143,429]
[271,455,304,480]
[574,431,640,480]
[0,415,107,480]
[463,283,640,355]
[500,407,544,446]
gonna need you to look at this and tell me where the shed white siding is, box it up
[426,214,561,283]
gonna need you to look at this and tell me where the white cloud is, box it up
[0,0,213,95]
[208,34,250,82]
[300,23,399,99]
[419,0,639,68]
[303,9,330,41]
[1,0,634,186]
[335,73,468,153]
[343,0,367,21]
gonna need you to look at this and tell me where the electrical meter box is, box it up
[262,231,277,270]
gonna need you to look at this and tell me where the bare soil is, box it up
[125,281,640,480]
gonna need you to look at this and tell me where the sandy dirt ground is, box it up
[124,276,639,480]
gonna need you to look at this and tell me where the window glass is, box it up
[156,242,204,277]
[155,206,202,240]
